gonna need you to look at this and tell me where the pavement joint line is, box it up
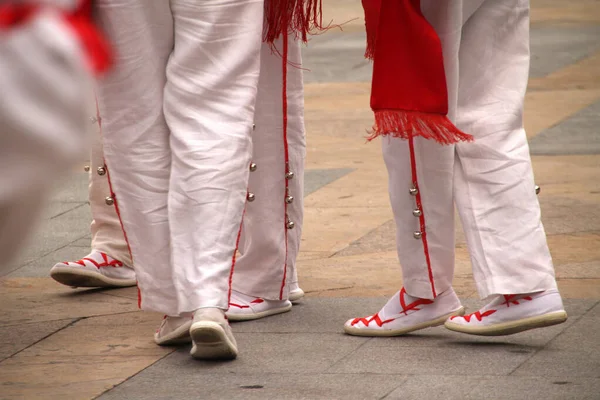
[0,309,145,330]
[0,317,82,363]
[379,380,406,400]
[91,349,178,400]
[0,317,76,329]
[306,286,356,294]
[324,335,373,372]
[13,231,91,272]
[49,202,88,220]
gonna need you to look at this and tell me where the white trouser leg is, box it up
[0,11,92,274]
[232,37,306,300]
[454,0,556,298]
[164,0,263,313]
[95,1,176,313]
[96,0,263,315]
[382,0,468,300]
[89,121,132,267]
[384,0,555,300]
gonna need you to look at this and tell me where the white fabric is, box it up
[446,289,565,328]
[383,0,557,300]
[233,36,306,300]
[94,0,264,315]
[51,250,135,282]
[154,314,193,345]
[89,121,133,267]
[190,308,238,360]
[227,289,292,320]
[0,10,91,275]
[344,288,462,333]
[87,36,304,303]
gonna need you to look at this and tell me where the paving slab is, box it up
[304,168,355,196]
[529,100,600,155]
[152,332,367,375]
[7,245,93,278]
[99,372,405,400]
[529,25,600,79]
[386,376,600,400]
[0,319,74,361]
[0,278,138,326]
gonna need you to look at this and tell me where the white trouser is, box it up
[94,0,264,315]
[233,38,306,301]
[88,36,305,300]
[89,122,133,267]
[383,0,557,300]
[0,10,91,275]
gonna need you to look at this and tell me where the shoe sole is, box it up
[189,321,238,360]
[50,267,137,288]
[444,310,568,336]
[227,302,293,322]
[289,288,305,303]
[154,321,193,346]
[344,307,466,337]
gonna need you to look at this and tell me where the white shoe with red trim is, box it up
[226,290,292,321]
[344,287,465,337]
[50,250,136,288]
[444,289,567,336]
[190,308,238,360]
[154,315,193,346]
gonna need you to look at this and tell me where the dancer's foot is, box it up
[344,287,465,337]
[190,308,238,360]
[444,289,567,336]
[226,290,292,321]
[289,283,305,302]
[50,250,136,288]
[154,315,193,346]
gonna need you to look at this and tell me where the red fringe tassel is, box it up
[361,0,381,60]
[368,110,474,144]
[263,0,323,44]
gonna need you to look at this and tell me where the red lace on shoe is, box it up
[502,294,533,307]
[351,288,434,327]
[351,312,395,327]
[229,297,265,309]
[398,287,433,315]
[453,309,497,322]
[229,303,249,309]
[450,294,534,322]
[66,252,123,268]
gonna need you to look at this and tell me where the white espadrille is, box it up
[444,289,567,336]
[50,250,136,288]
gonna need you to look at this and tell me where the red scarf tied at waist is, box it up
[363,0,473,144]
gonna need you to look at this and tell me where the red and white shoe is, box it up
[154,315,193,346]
[344,287,465,337]
[444,289,568,336]
[226,290,292,322]
[50,250,136,288]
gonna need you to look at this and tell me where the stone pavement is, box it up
[1,1,599,399]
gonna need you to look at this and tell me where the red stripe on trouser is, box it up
[407,134,437,298]
[279,29,290,300]
[94,96,139,306]
[228,208,246,305]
